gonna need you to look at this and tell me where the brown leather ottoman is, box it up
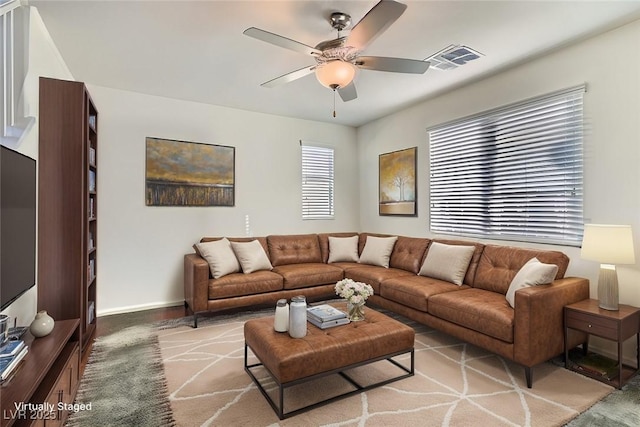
[244,303,415,419]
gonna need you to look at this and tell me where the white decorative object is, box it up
[288,296,307,338]
[581,224,636,311]
[274,299,289,332]
[30,310,55,338]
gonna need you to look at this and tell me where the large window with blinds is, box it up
[301,144,334,219]
[428,85,585,246]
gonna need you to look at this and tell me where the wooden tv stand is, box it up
[1,319,80,427]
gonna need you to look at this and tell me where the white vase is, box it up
[288,295,307,338]
[30,310,55,338]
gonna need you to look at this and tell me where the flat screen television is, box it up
[1,145,36,311]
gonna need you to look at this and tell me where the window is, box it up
[428,85,585,246]
[301,144,334,219]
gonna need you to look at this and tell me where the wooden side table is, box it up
[564,299,640,389]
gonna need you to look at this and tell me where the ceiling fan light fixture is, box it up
[315,60,356,89]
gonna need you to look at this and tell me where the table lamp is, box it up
[581,224,636,310]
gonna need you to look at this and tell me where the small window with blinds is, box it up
[428,85,585,246]
[301,144,334,219]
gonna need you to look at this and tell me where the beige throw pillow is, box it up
[358,236,398,268]
[328,236,359,263]
[418,242,475,285]
[230,240,273,273]
[195,238,240,279]
[505,257,558,308]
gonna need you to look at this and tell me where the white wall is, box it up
[357,19,640,361]
[1,7,73,326]
[87,86,358,315]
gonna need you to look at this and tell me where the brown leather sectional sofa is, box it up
[183,232,589,388]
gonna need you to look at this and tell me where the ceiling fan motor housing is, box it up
[330,12,352,31]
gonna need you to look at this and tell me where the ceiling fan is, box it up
[243,0,430,103]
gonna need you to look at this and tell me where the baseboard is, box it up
[97,300,184,317]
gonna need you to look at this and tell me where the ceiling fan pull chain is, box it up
[333,90,337,118]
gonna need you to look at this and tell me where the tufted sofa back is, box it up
[389,236,430,274]
[267,234,322,267]
[473,244,570,294]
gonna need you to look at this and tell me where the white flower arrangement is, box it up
[335,278,374,305]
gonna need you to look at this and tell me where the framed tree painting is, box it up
[145,137,235,206]
[379,147,417,216]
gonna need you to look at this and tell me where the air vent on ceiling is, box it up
[426,45,483,71]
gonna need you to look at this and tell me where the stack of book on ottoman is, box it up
[307,304,349,329]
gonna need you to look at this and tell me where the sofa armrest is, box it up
[184,253,210,313]
[513,277,590,366]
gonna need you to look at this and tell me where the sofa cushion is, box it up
[432,239,485,285]
[359,235,398,268]
[230,240,273,273]
[195,238,241,279]
[208,271,283,300]
[318,232,359,263]
[388,236,430,274]
[428,288,515,343]
[505,257,558,308]
[272,263,344,290]
[380,275,468,312]
[267,234,322,266]
[473,245,569,294]
[327,235,360,263]
[345,265,413,294]
[418,242,476,285]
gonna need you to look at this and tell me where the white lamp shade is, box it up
[315,60,356,89]
[581,224,636,264]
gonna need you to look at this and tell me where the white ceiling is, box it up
[29,0,640,127]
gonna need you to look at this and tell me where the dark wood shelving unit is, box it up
[37,77,98,354]
[0,319,80,427]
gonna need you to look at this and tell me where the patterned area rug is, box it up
[157,309,613,427]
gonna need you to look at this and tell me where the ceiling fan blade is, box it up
[261,65,316,88]
[338,82,358,102]
[346,0,407,50]
[357,56,430,74]
[243,27,321,56]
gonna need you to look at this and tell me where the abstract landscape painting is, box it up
[379,147,417,216]
[145,137,235,206]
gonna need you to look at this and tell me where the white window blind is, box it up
[428,85,585,246]
[301,144,334,219]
